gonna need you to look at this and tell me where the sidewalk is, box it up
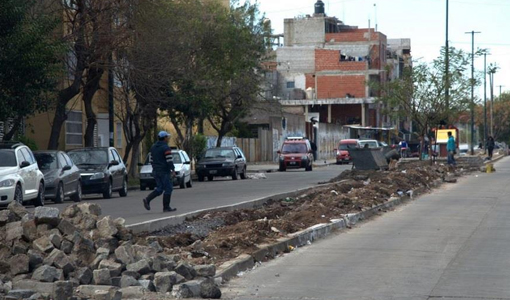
[247,158,337,173]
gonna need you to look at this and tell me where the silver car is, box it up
[139,149,192,190]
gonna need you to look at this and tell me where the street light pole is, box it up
[483,52,487,152]
[488,64,497,137]
[445,0,450,113]
[465,31,480,155]
[497,85,505,97]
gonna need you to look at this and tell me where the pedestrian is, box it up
[399,139,408,158]
[487,136,495,159]
[446,131,456,168]
[142,131,177,212]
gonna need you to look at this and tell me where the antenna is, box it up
[374,3,378,32]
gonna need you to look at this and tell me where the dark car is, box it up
[196,147,247,181]
[67,147,128,199]
[34,151,82,203]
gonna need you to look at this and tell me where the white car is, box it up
[139,149,192,190]
[0,142,45,206]
[358,139,381,148]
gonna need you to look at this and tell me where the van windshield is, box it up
[282,143,307,154]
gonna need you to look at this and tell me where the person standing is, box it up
[142,131,177,212]
[487,136,495,159]
[446,131,456,168]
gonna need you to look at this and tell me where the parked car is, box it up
[196,147,247,181]
[67,147,128,199]
[139,149,193,190]
[0,142,45,206]
[335,139,359,164]
[34,151,82,203]
[278,137,313,171]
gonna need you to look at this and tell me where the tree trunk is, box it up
[128,138,141,179]
[83,67,104,147]
[2,115,23,141]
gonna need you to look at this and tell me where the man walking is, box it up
[487,136,495,159]
[446,131,456,169]
[142,131,177,212]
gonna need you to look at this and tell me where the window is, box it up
[116,122,122,148]
[63,153,74,166]
[111,149,122,163]
[58,153,68,168]
[20,148,35,164]
[66,111,83,146]
[286,81,295,89]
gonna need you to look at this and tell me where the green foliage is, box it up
[191,134,207,160]
[17,135,38,151]
[374,47,474,136]
[0,0,64,125]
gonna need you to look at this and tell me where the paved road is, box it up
[223,157,510,300]
[38,164,349,225]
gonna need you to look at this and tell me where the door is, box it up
[233,148,245,172]
[58,152,72,195]
[63,152,80,196]
[19,147,37,198]
[182,151,191,180]
[110,149,124,189]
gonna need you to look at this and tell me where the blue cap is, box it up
[158,131,170,138]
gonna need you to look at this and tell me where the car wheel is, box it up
[119,177,128,197]
[306,163,313,172]
[140,184,147,191]
[33,182,45,207]
[71,182,82,202]
[232,168,238,180]
[279,163,286,172]
[240,167,247,180]
[14,184,23,205]
[208,175,214,181]
[179,177,186,189]
[198,175,205,182]
[103,179,113,199]
[54,182,64,204]
[186,176,193,188]
[149,185,155,190]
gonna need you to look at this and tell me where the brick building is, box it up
[275,0,411,132]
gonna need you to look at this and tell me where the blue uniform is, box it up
[150,141,175,195]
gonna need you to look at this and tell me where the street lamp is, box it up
[487,64,498,137]
[465,30,480,155]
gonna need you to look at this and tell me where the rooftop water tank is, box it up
[314,0,325,14]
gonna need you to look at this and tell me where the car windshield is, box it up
[0,150,16,167]
[34,153,57,170]
[145,152,183,164]
[204,149,235,159]
[282,143,307,154]
[339,144,356,150]
[68,150,108,165]
[359,141,378,148]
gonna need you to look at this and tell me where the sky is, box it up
[251,0,510,101]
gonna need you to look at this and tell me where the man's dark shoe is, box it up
[163,207,177,212]
[143,198,151,211]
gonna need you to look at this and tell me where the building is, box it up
[275,0,411,137]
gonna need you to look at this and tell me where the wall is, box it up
[284,17,325,47]
[305,74,366,99]
[317,122,349,159]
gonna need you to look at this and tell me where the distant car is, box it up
[459,143,469,156]
[335,139,359,164]
[139,149,193,190]
[68,147,128,199]
[196,147,247,181]
[0,142,45,206]
[34,151,82,203]
[278,137,313,171]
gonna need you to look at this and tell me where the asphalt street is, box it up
[37,164,350,225]
[223,157,510,300]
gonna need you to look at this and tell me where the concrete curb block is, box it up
[215,179,443,283]
[126,183,338,234]
[483,154,506,165]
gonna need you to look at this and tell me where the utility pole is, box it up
[488,64,497,138]
[445,0,450,114]
[483,52,487,152]
[498,85,505,97]
[465,30,480,155]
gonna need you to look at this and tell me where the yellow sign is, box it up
[436,129,453,143]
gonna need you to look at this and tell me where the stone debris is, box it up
[0,202,221,300]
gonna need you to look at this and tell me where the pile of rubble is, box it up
[0,202,221,300]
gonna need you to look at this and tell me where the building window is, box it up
[65,111,83,146]
[286,81,295,89]
[116,122,122,148]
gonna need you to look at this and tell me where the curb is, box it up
[126,182,339,234]
[247,161,337,173]
[483,154,506,165]
[214,178,445,283]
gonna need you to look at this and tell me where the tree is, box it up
[476,92,510,143]
[204,2,272,147]
[374,47,474,144]
[0,0,64,141]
